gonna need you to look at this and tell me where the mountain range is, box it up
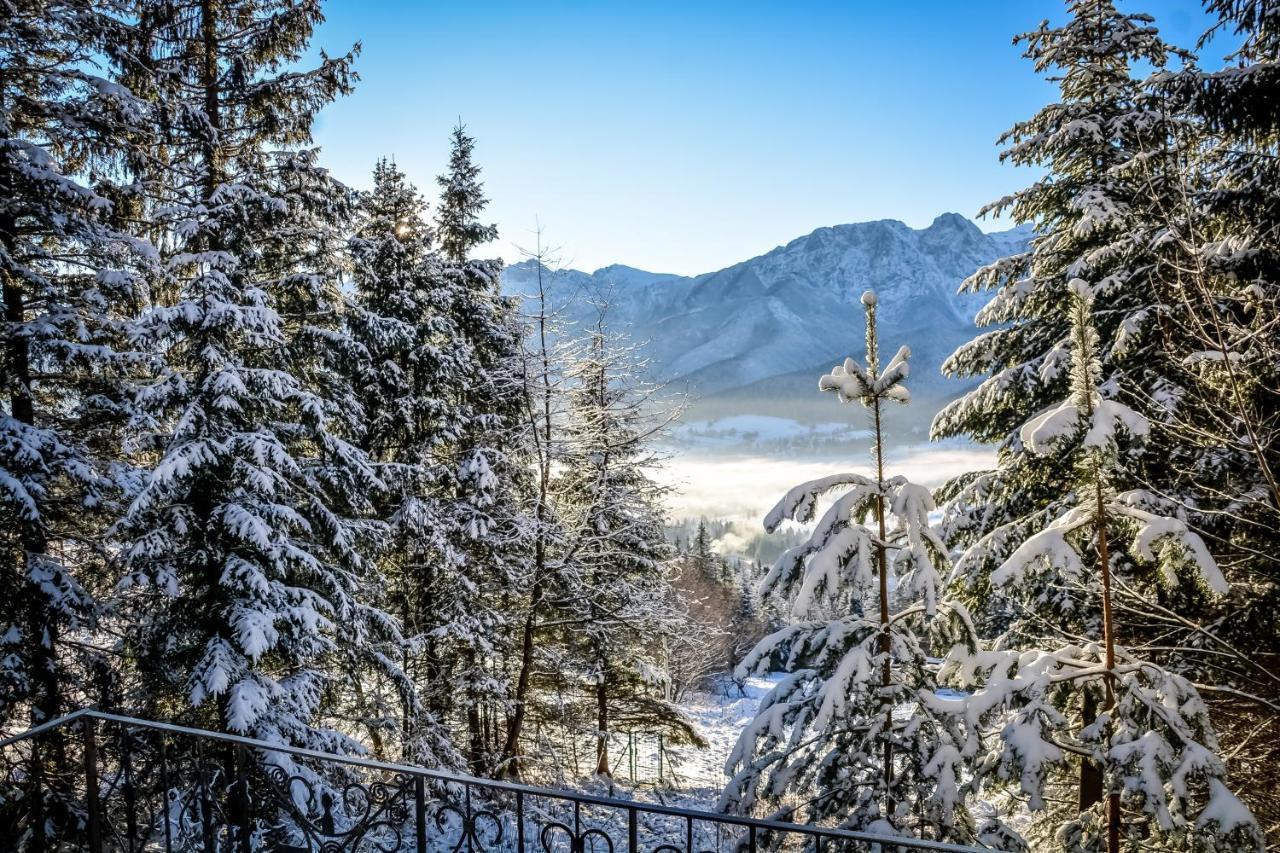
[500,213,1032,423]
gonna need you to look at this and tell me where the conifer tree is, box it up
[552,311,696,777]
[953,282,1263,852]
[0,3,155,845]
[1138,7,1280,829]
[435,123,498,264]
[0,0,154,737]
[426,137,530,775]
[934,0,1279,832]
[723,292,989,845]
[344,158,463,765]
[111,0,404,758]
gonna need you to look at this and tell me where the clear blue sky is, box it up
[309,1,1228,276]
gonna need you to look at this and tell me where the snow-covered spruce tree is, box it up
[0,3,155,846]
[435,122,499,264]
[343,158,464,766]
[424,136,531,776]
[722,291,990,845]
[927,0,1232,819]
[1144,6,1280,832]
[932,0,1190,633]
[932,0,1278,835]
[0,0,155,735]
[951,281,1263,852]
[111,0,406,758]
[548,309,699,778]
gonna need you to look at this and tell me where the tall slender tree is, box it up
[551,309,696,778]
[0,3,155,846]
[435,123,498,264]
[723,292,991,845]
[344,158,463,765]
[111,0,404,759]
[0,0,153,736]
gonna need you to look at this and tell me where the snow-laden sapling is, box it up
[722,291,994,845]
[950,281,1263,852]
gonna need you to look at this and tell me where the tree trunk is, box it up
[595,659,610,776]
[871,392,894,814]
[466,649,485,773]
[4,250,59,728]
[1078,688,1104,810]
[1095,478,1121,853]
[500,577,543,779]
[500,255,555,779]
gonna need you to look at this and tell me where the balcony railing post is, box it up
[465,781,474,852]
[82,716,103,853]
[516,788,526,852]
[158,732,173,853]
[27,734,45,850]
[414,773,430,845]
[122,730,139,853]
[232,744,252,853]
[196,742,215,853]
[628,806,638,853]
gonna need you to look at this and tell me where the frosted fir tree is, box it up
[932,0,1192,615]
[344,158,466,767]
[111,0,406,760]
[0,0,156,735]
[0,3,156,846]
[1149,0,1280,757]
[722,292,991,845]
[550,310,698,778]
[950,282,1263,853]
[933,0,1278,831]
[427,132,532,776]
[435,123,499,264]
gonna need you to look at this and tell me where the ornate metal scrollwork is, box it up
[540,819,619,853]
[259,765,414,852]
[432,798,506,852]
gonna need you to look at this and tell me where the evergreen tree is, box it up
[344,158,463,765]
[0,3,155,845]
[723,292,990,845]
[0,0,153,736]
[934,0,1279,833]
[1145,5,1280,830]
[428,142,530,776]
[552,311,697,777]
[435,123,498,264]
[953,282,1262,852]
[111,0,404,760]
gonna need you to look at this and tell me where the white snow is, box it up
[664,674,784,799]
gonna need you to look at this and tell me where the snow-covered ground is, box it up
[664,674,782,803]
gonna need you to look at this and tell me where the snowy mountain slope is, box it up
[501,213,1030,412]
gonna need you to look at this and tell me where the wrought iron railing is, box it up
[0,709,997,852]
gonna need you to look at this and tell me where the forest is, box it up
[0,0,1278,851]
